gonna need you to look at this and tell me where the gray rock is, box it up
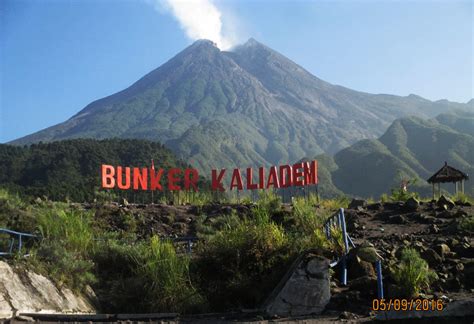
[356,243,383,263]
[264,254,330,317]
[404,197,420,210]
[463,261,474,289]
[349,276,377,294]
[422,248,443,266]
[350,256,376,279]
[349,199,367,209]
[437,195,455,209]
[367,203,382,211]
[435,243,451,258]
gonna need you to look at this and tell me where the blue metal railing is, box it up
[0,228,39,256]
[323,208,384,298]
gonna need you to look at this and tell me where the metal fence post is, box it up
[340,208,350,285]
[18,234,23,252]
[376,260,384,299]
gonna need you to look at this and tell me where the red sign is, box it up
[101,160,317,192]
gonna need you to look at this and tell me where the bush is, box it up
[390,187,420,202]
[33,240,96,290]
[380,193,390,203]
[319,196,350,210]
[452,192,474,205]
[0,188,36,232]
[257,190,281,212]
[194,217,291,310]
[291,197,333,235]
[392,248,437,297]
[92,237,141,312]
[459,214,474,232]
[252,190,282,225]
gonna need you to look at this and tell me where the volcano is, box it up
[11,38,470,171]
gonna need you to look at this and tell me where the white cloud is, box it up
[147,0,236,50]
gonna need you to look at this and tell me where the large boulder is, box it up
[264,253,330,317]
[0,261,96,319]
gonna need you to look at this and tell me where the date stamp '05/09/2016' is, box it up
[372,299,444,312]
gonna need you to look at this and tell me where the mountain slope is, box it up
[323,111,474,198]
[11,39,471,172]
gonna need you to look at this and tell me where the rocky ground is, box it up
[327,196,473,320]
[73,196,473,322]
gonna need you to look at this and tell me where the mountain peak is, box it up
[189,39,219,50]
[175,39,221,62]
[239,37,271,52]
[243,37,261,46]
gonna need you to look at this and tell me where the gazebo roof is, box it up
[427,162,469,184]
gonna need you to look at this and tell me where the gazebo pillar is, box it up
[438,183,441,197]
[461,179,464,194]
[432,183,435,200]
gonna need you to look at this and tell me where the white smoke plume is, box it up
[148,0,235,50]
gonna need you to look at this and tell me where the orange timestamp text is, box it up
[372,299,444,311]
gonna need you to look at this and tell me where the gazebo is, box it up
[427,162,469,199]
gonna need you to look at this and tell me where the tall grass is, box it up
[291,196,334,234]
[392,248,437,297]
[30,203,97,290]
[36,204,95,256]
[132,236,201,312]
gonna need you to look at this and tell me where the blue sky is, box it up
[1,0,472,143]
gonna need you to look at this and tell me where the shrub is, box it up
[452,192,474,205]
[295,227,329,252]
[319,196,350,210]
[390,187,420,202]
[459,214,474,232]
[255,190,281,217]
[392,248,437,297]
[290,197,333,235]
[33,240,96,290]
[194,217,291,310]
[0,188,36,232]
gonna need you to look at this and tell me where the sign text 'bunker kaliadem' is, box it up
[101,160,317,192]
